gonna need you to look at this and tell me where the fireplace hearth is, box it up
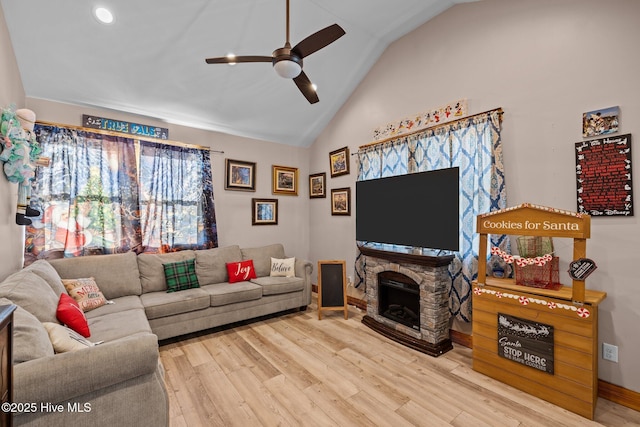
[359,244,454,357]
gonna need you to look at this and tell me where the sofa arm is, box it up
[294,258,313,283]
[13,333,159,404]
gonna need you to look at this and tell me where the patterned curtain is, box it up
[138,141,218,252]
[24,125,141,262]
[24,124,218,263]
[356,109,507,322]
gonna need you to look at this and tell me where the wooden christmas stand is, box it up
[472,203,606,419]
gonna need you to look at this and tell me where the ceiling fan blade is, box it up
[291,24,345,59]
[205,55,272,64]
[293,71,319,104]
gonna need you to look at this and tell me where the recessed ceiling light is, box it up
[94,7,114,24]
[312,83,318,91]
[226,53,237,66]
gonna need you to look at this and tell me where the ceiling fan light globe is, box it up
[274,60,302,79]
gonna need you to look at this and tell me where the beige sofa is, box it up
[0,243,312,427]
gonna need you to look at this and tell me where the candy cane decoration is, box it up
[491,246,554,267]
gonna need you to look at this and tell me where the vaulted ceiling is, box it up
[2,0,476,146]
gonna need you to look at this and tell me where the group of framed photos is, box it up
[224,145,352,224]
[310,146,351,216]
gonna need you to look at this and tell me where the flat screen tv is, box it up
[355,167,459,251]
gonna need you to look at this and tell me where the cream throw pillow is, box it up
[42,322,97,353]
[270,257,295,278]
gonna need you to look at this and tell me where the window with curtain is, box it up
[355,109,508,322]
[24,124,217,264]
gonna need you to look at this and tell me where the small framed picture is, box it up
[309,172,326,198]
[252,198,278,225]
[329,146,350,177]
[225,159,256,191]
[331,187,351,215]
[272,165,298,196]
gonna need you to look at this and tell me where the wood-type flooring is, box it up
[159,301,639,427]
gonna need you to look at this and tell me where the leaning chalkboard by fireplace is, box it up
[317,260,348,320]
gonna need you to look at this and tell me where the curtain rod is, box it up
[359,107,504,150]
[35,119,224,153]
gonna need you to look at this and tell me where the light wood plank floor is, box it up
[159,302,640,427]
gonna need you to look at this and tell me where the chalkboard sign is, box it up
[317,260,348,320]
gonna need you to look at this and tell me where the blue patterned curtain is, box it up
[356,109,507,322]
[139,141,218,252]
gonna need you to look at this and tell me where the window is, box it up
[24,124,217,264]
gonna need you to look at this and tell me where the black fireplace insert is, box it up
[378,271,420,330]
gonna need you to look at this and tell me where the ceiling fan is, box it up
[205,0,345,104]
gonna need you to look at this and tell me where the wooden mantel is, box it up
[358,244,454,268]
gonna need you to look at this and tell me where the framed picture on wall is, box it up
[331,187,351,215]
[309,172,326,198]
[225,159,256,191]
[252,198,278,225]
[329,146,350,177]
[272,165,298,195]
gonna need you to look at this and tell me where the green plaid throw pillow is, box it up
[163,259,200,293]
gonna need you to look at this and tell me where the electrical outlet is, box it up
[347,276,353,286]
[602,343,618,362]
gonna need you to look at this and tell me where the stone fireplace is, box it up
[359,245,454,357]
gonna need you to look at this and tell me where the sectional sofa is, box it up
[0,243,312,427]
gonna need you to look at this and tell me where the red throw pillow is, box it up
[226,260,257,283]
[56,293,91,338]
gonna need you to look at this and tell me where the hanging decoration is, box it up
[0,104,49,225]
[473,287,591,319]
[371,98,468,141]
[490,246,553,267]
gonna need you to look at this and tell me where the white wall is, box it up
[309,0,640,392]
[25,98,311,263]
[0,4,26,280]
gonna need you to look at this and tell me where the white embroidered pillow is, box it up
[270,257,295,278]
[42,322,97,353]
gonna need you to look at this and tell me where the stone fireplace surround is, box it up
[359,245,454,357]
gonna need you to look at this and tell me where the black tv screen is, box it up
[356,167,459,251]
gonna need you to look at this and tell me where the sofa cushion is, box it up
[84,295,144,319]
[1,298,55,363]
[138,250,196,293]
[195,245,243,285]
[164,259,200,292]
[22,260,66,297]
[226,260,257,283]
[203,282,263,307]
[87,309,152,342]
[141,288,210,320]
[42,322,97,353]
[48,252,142,299]
[57,293,91,337]
[250,276,305,296]
[270,257,296,277]
[0,270,58,323]
[62,277,108,312]
[241,244,286,277]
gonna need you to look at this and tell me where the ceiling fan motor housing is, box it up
[272,46,303,78]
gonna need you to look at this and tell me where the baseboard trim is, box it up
[598,379,640,412]
[450,329,473,348]
[313,292,640,412]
